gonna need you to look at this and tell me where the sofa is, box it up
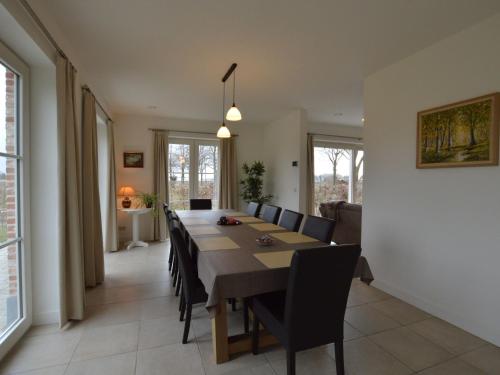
[318,201,362,244]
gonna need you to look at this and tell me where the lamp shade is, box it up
[118,186,135,196]
[217,123,231,138]
[226,104,242,121]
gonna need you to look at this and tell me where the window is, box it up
[0,41,30,354]
[168,138,219,210]
[313,141,364,214]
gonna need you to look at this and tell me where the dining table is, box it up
[176,209,374,363]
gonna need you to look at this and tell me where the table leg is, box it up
[211,301,229,363]
[132,213,140,242]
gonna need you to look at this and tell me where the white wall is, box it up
[114,114,266,243]
[363,13,500,345]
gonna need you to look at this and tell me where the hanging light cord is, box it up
[232,70,236,105]
[222,81,226,123]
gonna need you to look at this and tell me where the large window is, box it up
[168,138,219,210]
[313,141,363,214]
[0,41,30,355]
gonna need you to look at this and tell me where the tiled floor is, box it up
[1,242,499,374]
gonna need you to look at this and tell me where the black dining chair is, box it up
[278,209,304,232]
[163,203,175,271]
[261,205,282,224]
[189,199,212,210]
[246,202,262,217]
[302,215,336,243]
[251,244,361,375]
[170,223,208,344]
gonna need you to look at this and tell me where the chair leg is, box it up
[180,295,186,321]
[286,351,296,375]
[231,298,236,311]
[179,290,184,312]
[334,340,345,375]
[182,304,192,344]
[175,275,182,297]
[172,261,178,285]
[243,299,249,334]
[252,314,260,354]
[168,244,173,271]
[171,254,177,276]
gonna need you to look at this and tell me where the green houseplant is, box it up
[240,161,273,204]
[138,192,158,215]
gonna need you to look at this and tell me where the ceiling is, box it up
[29,0,500,126]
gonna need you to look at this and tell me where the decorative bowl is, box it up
[256,234,274,246]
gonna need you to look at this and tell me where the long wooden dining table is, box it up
[176,209,374,363]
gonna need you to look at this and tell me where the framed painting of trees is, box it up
[417,93,500,168]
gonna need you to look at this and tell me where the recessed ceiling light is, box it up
[334,112,343,117]
[147,105,157,110]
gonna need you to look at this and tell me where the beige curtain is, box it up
[82,90,105,287]
[56,55,85,325]
[105,121,119,252]
[306,134,315,215]
[153,131,168,241]
[219,137,238,209]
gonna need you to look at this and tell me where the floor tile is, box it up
[344,321,364,341]
[139,296,182,320]
[136,342,204,375]
[369,327,453,371]
[269,349,338,375]
[216,363,277,375]
[342,337,412,375]
[371,298,430,325]
[408,318,486,355]
[417,358,485,375]
[3,365,67,375]
[460,344,500,374]
[65,352,136,375]
[345,305,400,335]
[139,315,193,350]
[83,301,141,328]
[25,324,60,338]
[348,284,392,305]
[72,321,139,361]
[0,332,80,373]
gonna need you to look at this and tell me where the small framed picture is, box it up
[123,152,144,168]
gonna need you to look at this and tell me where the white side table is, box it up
[119,208,152,250]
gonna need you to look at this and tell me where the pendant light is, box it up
[217,80,231,138]
[226,70,242,121]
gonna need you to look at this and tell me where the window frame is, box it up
[0,40,31,359]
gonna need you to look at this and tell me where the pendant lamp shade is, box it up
[217,123,231,138]
[226,104,242,121]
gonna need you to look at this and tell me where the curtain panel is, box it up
[105,121,119,252]
[153,131,168,241]
[218,137,238,209]
[56,55,85,325]
[81,89,105,287]
[306,134,315,215]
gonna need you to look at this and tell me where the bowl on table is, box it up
[256,234,274,246]
[217,216,242,225]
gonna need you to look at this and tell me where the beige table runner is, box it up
[224,212,248,217]
[197,236,240,251]
[181,218,210,225]
[270,232,319,244]
[249,223,286,232]
[186,226,221,236]
[254,250,294,269]
[235,216,264,223]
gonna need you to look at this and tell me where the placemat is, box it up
[181,218,210,225]
[224,211,248,217]
[254,250,294,269]
[196,236,240,251]
[186,226,221,236]
[235,216,264,223]
[248,223,286,232]
[270,232,319,244]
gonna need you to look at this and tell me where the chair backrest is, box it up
[162,202,170,216]
[170,223,198,303]
[189,199,212,210]
[246,202,262,217]
[261,205,282,224]
[284,245,361,351]
[278,209,304,232]
[302,215,336,243]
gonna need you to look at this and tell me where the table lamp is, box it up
[118,186,135,208]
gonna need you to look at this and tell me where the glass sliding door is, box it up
[313,142,364,214]
[0,41,30,357]
[168,138,219,210]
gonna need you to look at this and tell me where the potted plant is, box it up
[138,192,158,215]
[240,161,273,204]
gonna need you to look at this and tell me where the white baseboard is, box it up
[371,279,500,347]
[33,310,59,326]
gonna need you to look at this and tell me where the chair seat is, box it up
[252,290,288,346]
